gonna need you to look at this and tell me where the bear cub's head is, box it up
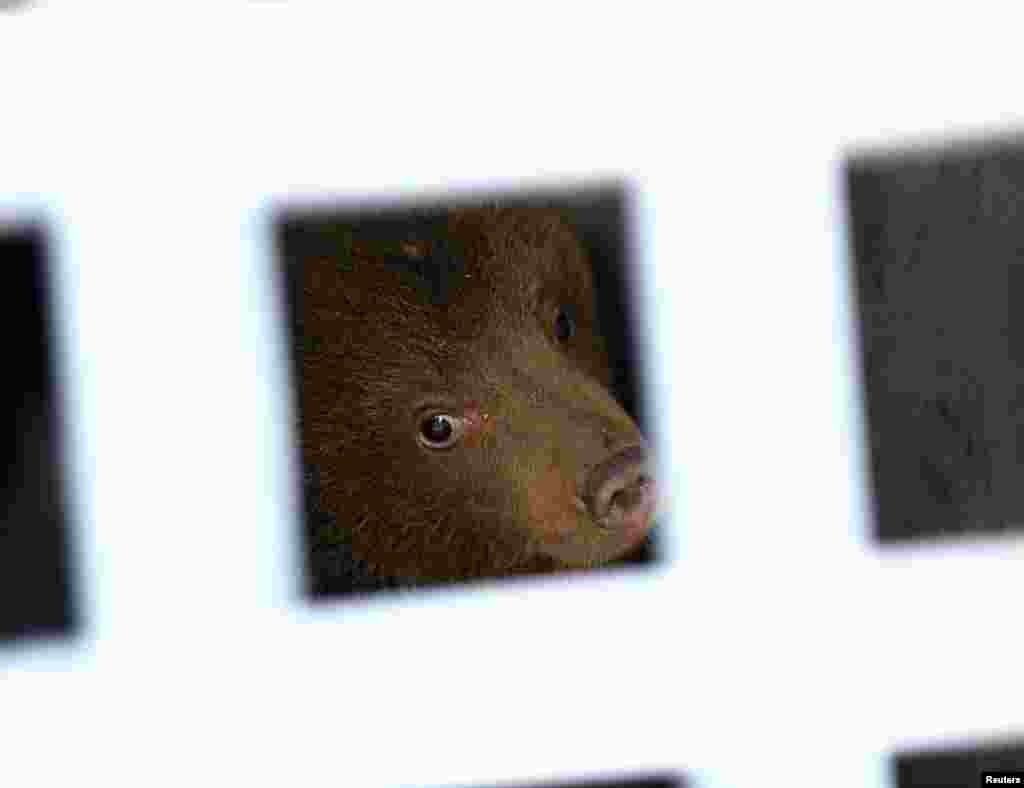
[300,204,666,585]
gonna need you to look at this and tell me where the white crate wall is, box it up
[1,5,1023,787]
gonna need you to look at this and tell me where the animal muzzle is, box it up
[581,444,660,540]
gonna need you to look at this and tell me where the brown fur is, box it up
[299,205,646,584]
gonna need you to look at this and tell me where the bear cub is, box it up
[291,202,665,592]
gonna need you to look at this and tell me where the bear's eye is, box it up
[418,414,458,449]
[554,306,575,343]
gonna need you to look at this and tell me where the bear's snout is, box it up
[582,444,659,541]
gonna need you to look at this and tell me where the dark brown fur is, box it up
[299,205,647,585]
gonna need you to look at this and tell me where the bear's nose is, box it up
[582,444,655,524]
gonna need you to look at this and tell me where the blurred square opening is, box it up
[844,134,1024,545]
[893,734,1024,787]
[0,223,79,646]
[273,181,666,601]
